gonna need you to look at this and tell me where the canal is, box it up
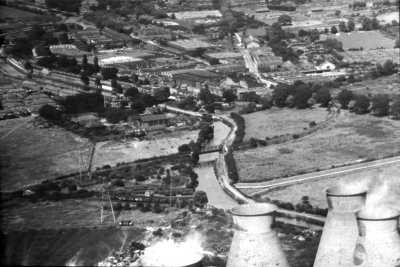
[194,120,324,230]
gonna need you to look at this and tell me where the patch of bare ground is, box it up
[251,164,400,211]
[0,117,93,192]
[242,107,328,141]
[91,130,198,170]
[235,113,400,182]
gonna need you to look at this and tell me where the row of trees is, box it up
[338,89,400,116]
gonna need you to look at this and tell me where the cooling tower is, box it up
[227,203,290,267]
[314,186,367,267]
[351,208,400,267]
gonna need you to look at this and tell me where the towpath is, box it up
[236,156,400,196]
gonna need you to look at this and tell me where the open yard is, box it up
[242,108,328,141]
[0,117,93,192]
[253,164,400,211]
[323,31,396,50]
[91,130,198,170]
[235,113,400,182]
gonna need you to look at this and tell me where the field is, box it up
[0,6,48,19]
[91,130,198,170]
[252,164,400,211]
[0,117,93,192]
[242,108,328,141]
[235,113,400,182]
[330,75,400,99]
[1,226,144,266]
[322,31,396,50]
[377,12,399,23]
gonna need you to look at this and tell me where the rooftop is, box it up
[140,114,168,122]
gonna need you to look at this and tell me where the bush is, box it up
[123,202,131,210]
[113,202,123,211]
[309,121,317,127]
[77,189,89,194]
[68,185,77,192]
[292,134,300,139]
[249,138,258,148]
[152,228,163,237]
[112,179,125,187]
[172,232,182,238]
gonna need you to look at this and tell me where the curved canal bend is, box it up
[194,121,323,230]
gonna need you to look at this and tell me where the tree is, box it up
[324,38,343,50]
[101,67,118,80]
[339,21,347,32]
[371,18,380,30]
[390,98,400,118]
[315,88,331,107]
[193,190,208,208]
[330,26,338,34]
[82,55,88,71]
[95,77,102,88]
[273,84,292,107]
[278,14,292,25]
[112,179,125,187]
[353,94,370,114]
[170,13,176,19]
[335,10,341,17]
[111,78,118,89]
[298,29,308,37]
[371,94,390,116]
[153,87,171,103]
[362,18,372,31]
[222,89,237,103]
[80,73,89,86]
[293,84,313,109]
[338,89,354,109]
[124,87,140,99]
[347,20,356,32]
[93,56,100,73]
[39,104,61,120]
[324,28,329,34]
[24,61,32,71]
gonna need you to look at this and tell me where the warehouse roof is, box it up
[139,114,168,122]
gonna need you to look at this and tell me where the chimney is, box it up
[227,203,290,267]
[351,208,400,267]
[314,186,367,267]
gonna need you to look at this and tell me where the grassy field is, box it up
[242,108,328,141]
[235,113,400,182]
[251,164,400,211]
[91,130,198,170]
[0,117,93,192]
[325,31,395,50]
[1,227,144,266]
[0,6,48,19]
[330,75,400,99]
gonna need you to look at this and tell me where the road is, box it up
[235,156,400,196]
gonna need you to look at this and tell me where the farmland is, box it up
[0,117,93,192]
[252,164,400,211]
[91,130,198,170]
[323,31,396,50]
[235,113,400,182]
[242,108,328,142]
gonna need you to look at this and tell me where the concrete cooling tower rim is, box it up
[356,208,400,221]
[230,203,277,217]
[325,186,367,197]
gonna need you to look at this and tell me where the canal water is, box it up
[195,121,238,210]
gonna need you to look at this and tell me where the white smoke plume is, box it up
[140,231,205,267]
[65,248,83,267]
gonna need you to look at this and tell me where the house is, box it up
[143,106,162,115]
[245,27,267,38]
[244,36,260,48]
[72,114,99,125]
[316,60,336,70]
[128,114,170,131]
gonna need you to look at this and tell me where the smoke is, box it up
[65,248,84,267]
[338,172,400,219]
[362,178,399,219]
[141,231,205,266]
